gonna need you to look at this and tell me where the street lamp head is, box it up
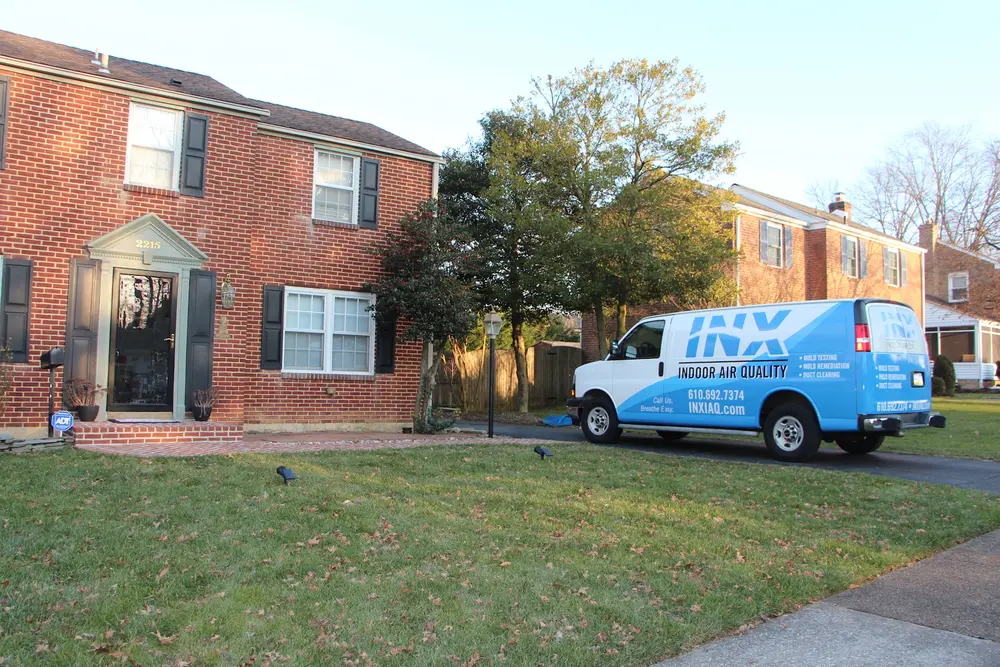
[484,311,503,339]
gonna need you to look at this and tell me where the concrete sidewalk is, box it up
[654,529,1000,666]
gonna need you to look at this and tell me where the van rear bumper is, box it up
[860,412,946,433]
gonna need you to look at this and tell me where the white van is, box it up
[567,299,945,461]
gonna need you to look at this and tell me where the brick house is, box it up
[581,184,926,361]
[0,30,441,440]
[918,223,1000,387]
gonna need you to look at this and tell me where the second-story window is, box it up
[949,272,969,302]
[843,236,859,278]
[313,150,360,224]
[884,248,901,287]
[125,103,183,190]
[759,221,793,268]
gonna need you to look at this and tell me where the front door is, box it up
[108,270,177,411]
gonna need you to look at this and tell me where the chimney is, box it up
[828,192,853,221]
[918,222,939,252]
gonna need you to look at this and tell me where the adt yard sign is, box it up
[51,410,74,433]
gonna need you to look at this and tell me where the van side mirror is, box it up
[609,340,619,358]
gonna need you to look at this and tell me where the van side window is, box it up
[618,321,664,360]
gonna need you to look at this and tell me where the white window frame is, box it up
[281,287,374,376]
[312,149,361,224]
[948,271,970,303]
[844,236,859,278]
[123,102,184,190]
[885,248,901,287]
[764,222,784,268]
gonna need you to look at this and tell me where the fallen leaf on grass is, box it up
[690,603,701,613]
[155,630,174,645]
[156,567,169,582]
[499,562,511,568]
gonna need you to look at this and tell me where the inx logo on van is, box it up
[685,309,793,359]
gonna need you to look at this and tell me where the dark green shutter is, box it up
[0,76,9,169]
[375,314,397,374]
[186,270,216,409]
[841,237,849,274]
[180,112,209,197]
[859,240,868,277]
[883,247,891,283]
[783,227,793,269]
[901,252,908,287]
[1,258,32,363]
[359,158,381,229]
[759,220,768,263]
[64,258,102,385]
[261,285,284,369]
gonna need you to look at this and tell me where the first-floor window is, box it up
[283,288,373,374]
[885,248,900,287]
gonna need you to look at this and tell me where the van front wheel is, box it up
[835,434,885,455]
[763,403,821,462]
[581,396,622,444]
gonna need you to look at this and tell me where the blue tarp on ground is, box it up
[541,414,573,427]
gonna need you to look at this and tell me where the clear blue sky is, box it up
[5,0,997,205]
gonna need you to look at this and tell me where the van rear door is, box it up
[857,301,931,416]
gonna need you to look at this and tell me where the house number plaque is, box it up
[135,240,162,249]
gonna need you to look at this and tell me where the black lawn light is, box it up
[276,466,296,485]
[534,446,553,460]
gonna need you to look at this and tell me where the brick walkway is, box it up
[74,431,559,457]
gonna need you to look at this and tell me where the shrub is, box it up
[931,376,947,397]
[64,378,107,407]
[933,355,956,397]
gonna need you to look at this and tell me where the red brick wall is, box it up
[0,68,430,429]
[823,228,924,322]
[244,133,430,425]
[735,213,808,305]
[920,227,1000,318]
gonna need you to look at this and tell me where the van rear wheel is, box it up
[581,396,622,444]
[763,402,821,462]
[835,434,885,455]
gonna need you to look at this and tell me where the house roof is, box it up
[0,29,440,159]
[0,28,261,110]
[253,99,438,158]
[926,294,999,324]
[732,183,914,247]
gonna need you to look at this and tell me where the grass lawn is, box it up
[877,394,1000,460]
[2,445,999,665]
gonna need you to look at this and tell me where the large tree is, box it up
[854,123,1000,253]
[440,111,572,413]
[533,59,739,350]
[366,202,478,431]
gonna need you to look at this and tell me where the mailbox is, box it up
[39,347,64,370]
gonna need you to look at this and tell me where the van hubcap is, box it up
[588,407,610,436]
[773,416,804,451]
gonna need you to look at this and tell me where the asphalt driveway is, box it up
[459,421,1000,494]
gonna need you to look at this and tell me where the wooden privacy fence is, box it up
[434,343,583,411]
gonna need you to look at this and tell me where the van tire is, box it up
[581,396,622,444]
[835,434,885,455]
[656,431,689,442]
[763,402,821,462]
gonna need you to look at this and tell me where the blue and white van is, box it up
[567,299,945,461]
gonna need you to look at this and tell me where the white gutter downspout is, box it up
[432,162,440,200]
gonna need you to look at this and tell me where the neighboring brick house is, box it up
[0,30,441,439]
[581,185,926,361]
[919,223,1000,387]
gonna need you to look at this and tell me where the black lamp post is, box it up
[484,312,503,438]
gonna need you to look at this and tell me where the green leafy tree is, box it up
[534,59,740,351]
[366,202,478,431]
[441,111,572,412]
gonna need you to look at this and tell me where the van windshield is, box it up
[867,303,926,354]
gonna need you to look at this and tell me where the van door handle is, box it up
[658,362,664,377]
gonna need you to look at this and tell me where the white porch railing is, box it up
[931,362,997,382]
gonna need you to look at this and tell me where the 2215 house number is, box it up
[136,240,162,249]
